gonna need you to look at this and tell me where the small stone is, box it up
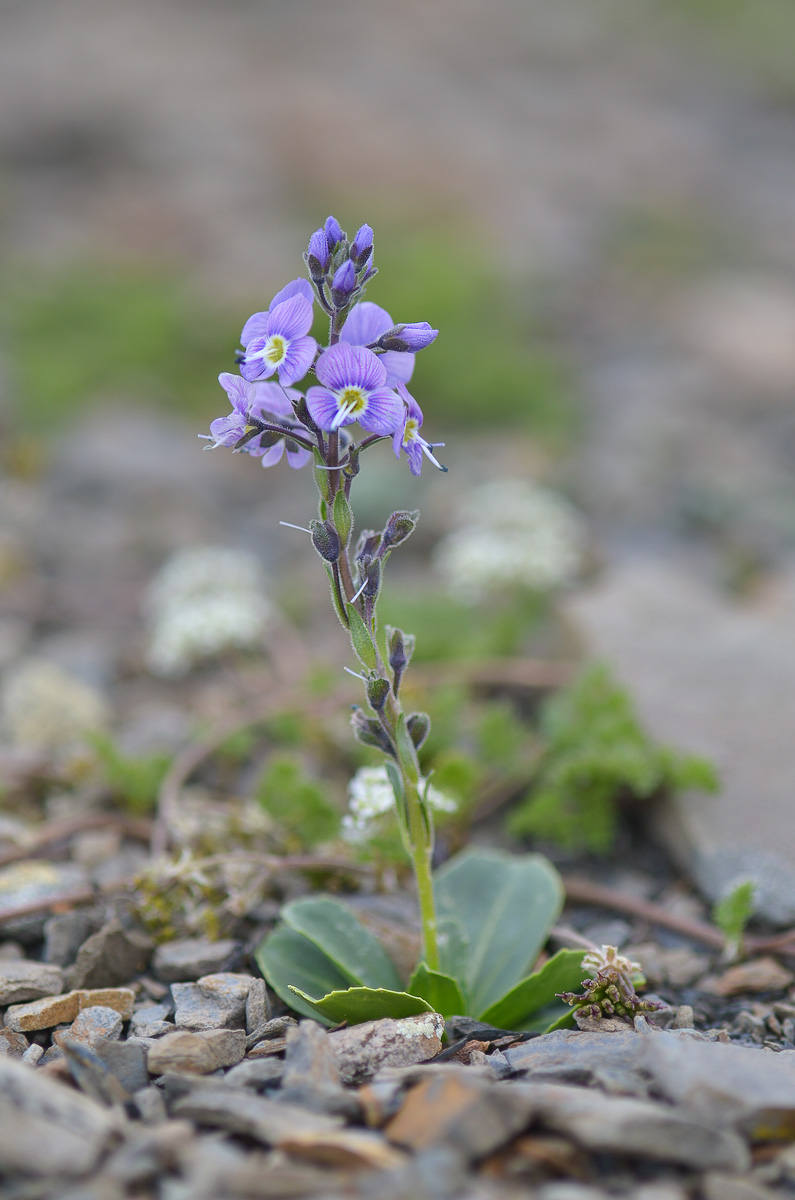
[224,1057,285,1090]
[4,990,80,1031]
[0,941,25,960]
[147,1028,246,1075]
[172,1086,342,1146]
[279,1127,406,1170]
[152,937,241,983]
[641,1031,795,1139]
[705,957,795,997]
[504,1029,650,1096]
[78,987,136,1020]
[20,1042,42,1066]
[329,1012,444,1085]
[172,972,251,1031]
[67,919,153,989]
[246,1014,296,1048]
[0,1055,115,1176]
[53,1005,123,1050]
[246,1036,287,1058]
[61,1040,132,1106]
[103,1118,195,1188]
[514,1081,748,1170]
[0,961,64,1004]
[701,1173,782,1200]
[282,1020,359,1119]
[130,1002,173,1038]
[132,1085,167,1124]
[385,1071,532,1161]
[95,1039,150,1094]
[245,976,269,1032]
[43,910,98,967]
[0,1029,29,1059]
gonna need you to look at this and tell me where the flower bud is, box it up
[362,557,381,602]
[324,215,345,251]
[377,322,439,353]
[366,673,390,712]
[350,706,393,755]
[381,509,419,551]
[355,529,381,563]
[407,711,431,750]
[305,227,330,279]
[330,260,357,308]
[386,626,415,695]
[351,223,374,268]
[309,519,341,562]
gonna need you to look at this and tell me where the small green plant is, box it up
[91,734,171,816]
[255,755,341,849]
[508,663,719,853]
[713,879,756,962]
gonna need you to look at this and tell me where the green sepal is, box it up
[478,948,587,1029]
[332,487,353,546]
[407,963,467,1018]
[347,604,378,670]
[289,985,434,1026]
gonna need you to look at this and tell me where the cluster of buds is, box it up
[557,945,665,1022]
[305,216,376,316]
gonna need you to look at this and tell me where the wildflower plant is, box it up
[203,217,593,1028]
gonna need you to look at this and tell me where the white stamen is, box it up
[279,521,311,533]
[350,577,368,604]
[344,666,366,681]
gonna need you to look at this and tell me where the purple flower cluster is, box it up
[202,217,445,475]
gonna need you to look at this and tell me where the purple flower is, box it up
[239,286,317,386]
[392,383,447,476]
[256,424,313,470]
[330,260,357,308]
[340,302,415,387]
[324,215,345,250]
[377,322,439,353]
[201,373,253,449]
[306,343,403,435]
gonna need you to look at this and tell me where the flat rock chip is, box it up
[95,1039,150,1094]
[152,937,240,983]
[385,1071,534,1161]
[641,1031,795,1139]
[78,986,136,1019]
[0,1029,29,1058]
[329,1012,444,1085]
[67,919,152,990]
[703,957,795,997]
[173,1086,342,1145]
[54,1005,123,1050]
[147,1028,246,1075]
[0,961,64,1004]
[0,1055,115,1177]
[504,1029,651,1095]
[279,1127,407,1170]
[4,990,81,1031]
[172,972,251,1031]
[700,1173,783,1200]
[512,1081,749,1170]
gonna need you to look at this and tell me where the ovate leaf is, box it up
[281,897,402,991]
[407,963,467,1018]
[435,848,564,1016]
[289,985,434,1025]
[254,925,351,1023]
[479,948,587,1030]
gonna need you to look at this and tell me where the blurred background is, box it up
[1,0,795,897]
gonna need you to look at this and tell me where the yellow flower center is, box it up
[338,386,367,416]
[265,335,287,365]
[404,418,419,442]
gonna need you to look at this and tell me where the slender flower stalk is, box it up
[201,216,447,968]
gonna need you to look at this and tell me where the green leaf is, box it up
[434,848,564,1017]
[333,487,353,545]
[347,604,378,670]
[289,985,434,1026]
[479,948,587,1030]
[407,963,467,1018]
[254,925,352,1022]
[281,897,402,991]
[437,915,470,985]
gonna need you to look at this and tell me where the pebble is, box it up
[704,957,795,997]
[245,976,269,1032]
[224,1057,285,1090]
[67,919,153,989]
[130,1002,173,1038]
[95,1039,150,1093]
[0,1055,116,1177]
[4,989,81,1031]
[146,1028,246,1075]
[0,960,64,1004]
[0,1029,29,1058]
[329,1012,445,1085]
[513,1081,749,1170]
[61,1040,133,1106]
[172,1085,343,1146]
[504,1029,651,1096]
[79,987,136,1020]
[43,910,99,967]
[54,1005,124,1050]
[700,1173,783,1200]
[152,937,241,983]
[172,972,251,1031]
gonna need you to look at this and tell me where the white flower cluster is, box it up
[581,944,642,981]
[433,479,584,603]
[341,764,457,842]
[144,546,275,677]
[0,659,108,750]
